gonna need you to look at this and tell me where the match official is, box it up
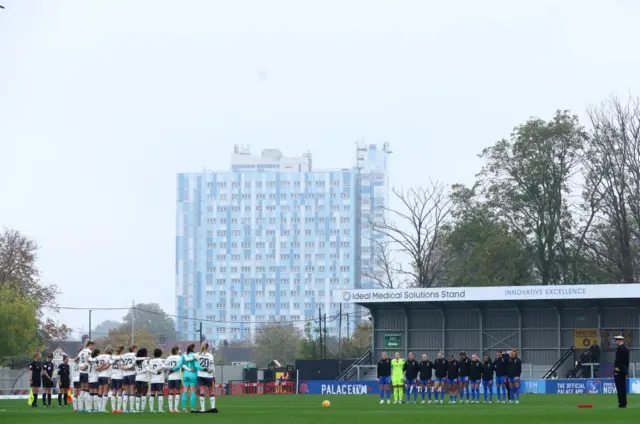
[614,335,629,408]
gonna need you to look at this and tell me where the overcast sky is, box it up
[2,0,640,337]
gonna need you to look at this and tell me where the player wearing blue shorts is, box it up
[432,352,447,404]
[377,352,392,404]
[403,353,420,404]
[469,353,483,403]
[458,352,471,403]
[493,352,507,403]
[171,343,204,412]
[482,355,494,403]
[418,354,433,404]
[446,354,459,403]
[506,350,522,404]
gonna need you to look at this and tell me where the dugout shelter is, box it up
[334,284,640,380]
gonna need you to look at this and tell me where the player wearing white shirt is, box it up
[148,349,166,413]
[96,347,113,412]
[109,345,125,413]
[76,339,95,412]
[120,345,138,413]
[164,346,182,413]
[134,348,150,413]
[88,349,100,411]
[71,348,82,411]
[196,342,216,412]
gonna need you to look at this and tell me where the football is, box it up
[322,400,331,408]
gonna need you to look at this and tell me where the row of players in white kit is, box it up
[74,344,215,413]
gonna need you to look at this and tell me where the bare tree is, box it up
[361,237,400,288]
[0,229,58,310]
[585,96,640,283]
[373,181,452,288]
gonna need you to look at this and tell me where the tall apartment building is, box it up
[176,144,390,342]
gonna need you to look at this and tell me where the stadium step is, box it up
[335,350,372,381]
[542,346,575,379]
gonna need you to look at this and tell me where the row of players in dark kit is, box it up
[377,350,521,404]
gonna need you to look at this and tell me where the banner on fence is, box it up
[298,380,378,395]
[545,379,619,394]
[299,379,636,395]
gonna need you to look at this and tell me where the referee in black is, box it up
[614,335,629,408]
[58,356,71,407]
[42,353,54,407]
[29,352,42,408]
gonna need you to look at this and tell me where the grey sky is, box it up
[2,0,640,336]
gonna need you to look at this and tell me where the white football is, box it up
[80,364,88,371]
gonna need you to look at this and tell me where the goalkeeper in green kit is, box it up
[391,352,405,404]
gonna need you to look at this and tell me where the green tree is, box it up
[254,323,301,367]
[121,303,177,341]
[298,322,319,359]
[442,184,534,286]
[477,111,589,284]
[0,284,41,364]
[100,327,156,350]
[0,229,58,310]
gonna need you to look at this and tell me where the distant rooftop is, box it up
[230,145,312,173]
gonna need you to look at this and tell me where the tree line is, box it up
[0,229,72,365]
[253,321,372,367]
[370,96,640,287]
[0,227,181,366]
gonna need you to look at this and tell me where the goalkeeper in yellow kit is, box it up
[391,352,406,404]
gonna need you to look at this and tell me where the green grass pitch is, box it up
[0,395,637,424]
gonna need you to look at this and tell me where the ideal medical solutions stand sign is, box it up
[333,283,640,304]
[297,379,640,396]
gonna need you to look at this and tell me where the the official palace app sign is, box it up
[333,283,638,304]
